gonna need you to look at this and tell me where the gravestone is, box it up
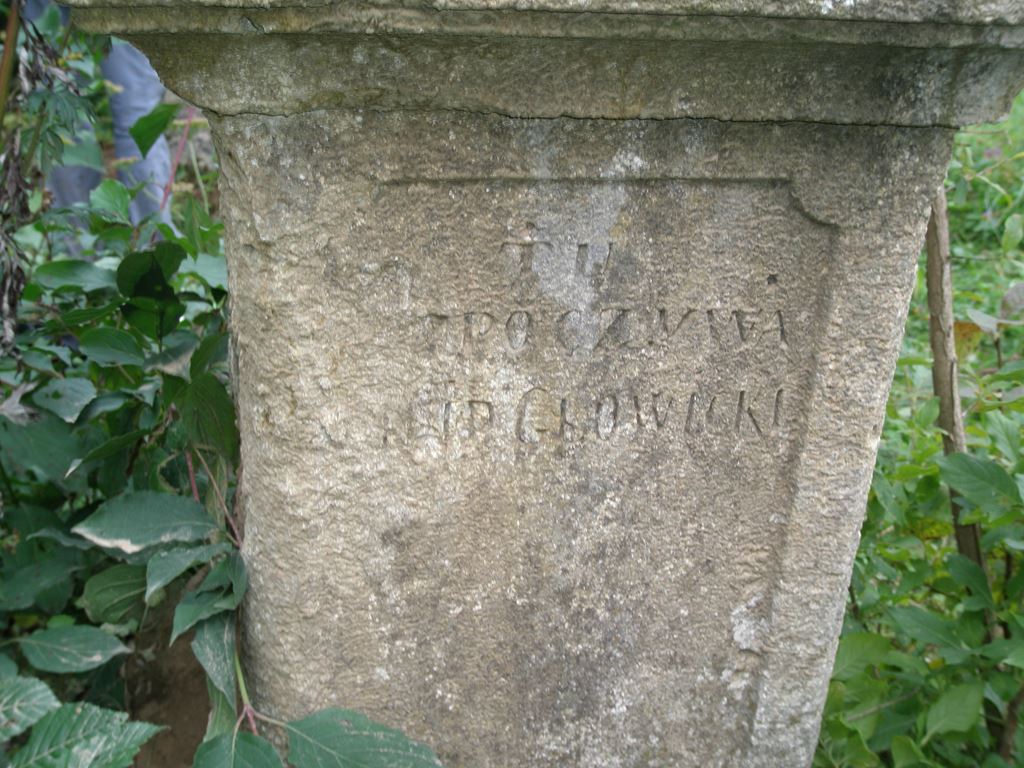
[66,2,1024,765]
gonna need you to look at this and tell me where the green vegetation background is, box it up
[2,11,1024,768]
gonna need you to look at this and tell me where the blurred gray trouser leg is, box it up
[25,1,172,226]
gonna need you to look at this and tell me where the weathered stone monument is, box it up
[64,1,1024,765]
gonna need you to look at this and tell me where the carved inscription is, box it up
[377,219,809,454]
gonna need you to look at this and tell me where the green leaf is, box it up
[0,677,60,740]
[190,332,229,379]
[32,377,97,423]
[89,179,132,225]
[194,731,284,768]
[146,543,232,603]
[0,413,85,485]
[0,550,82,611]
[832,633,891,681]
[178,373,239,461]
[79,327,145,367]
[170,590,236,645]
[199,552,247,605]
[924,682,984,743]
[33,260,117,293]
[79,564,147,625]
[946,553,995,611]
[890,735,928,768]
[66,428,150,477]
[890,606,962,649]
[1003,212,1023,254]
[201,678,237,743]
[191,614,236,708]
[0,654,17,677]
[9,702,161,768]
[19,626,129,673]
[130,102,180,157]
[936,453,1021,514]
[287,709,443,768]
[117,243,188,339]
[72,490,218,556]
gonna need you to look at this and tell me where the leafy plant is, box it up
[816,94,1024,767]
[0,4,443,765]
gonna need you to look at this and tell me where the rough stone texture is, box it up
[64,2,1024,766]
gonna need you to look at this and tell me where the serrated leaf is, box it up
[178,373,239,461]
[190,333,229,379]
[0,655,17,678]
[130,102,180,157]
[192,614,236,707]
[171,591,236,646]
[66,428,150,477]
[33,261,117,293]
[79,564,147,625]
[0,677,60,740]
[924,682,984,742]
[19,626,128,673]
[79,327,145,367]
[1002,282,1024,319]
[72,491,218,555]
[146,543,232,603]
[89,179,132,225]
[0,412,86,485]
[199,553,247,605]
[890,735,928,768]
[287,709,443,768]
[890,606,962,649]
[946,553,994,610]
[831,633,891,681]
[194,731,284,768]
[937,453,1021,514]
[9,702,161,768]
[32,378,97,423]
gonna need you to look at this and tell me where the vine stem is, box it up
[0,0,21,128]
[234,650,260,734]
[184,449,201,503]
[159,105,196,212]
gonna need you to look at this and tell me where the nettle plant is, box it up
[0,5,442,766]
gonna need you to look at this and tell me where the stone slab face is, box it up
[65,3,1024,766]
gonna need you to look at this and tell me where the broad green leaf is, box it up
[202,678,237,742]
[890,735,928,768]
[27,527,93,550]
[1003,212,1023,254]
[146,543,232,602]
[9,702,161,768]
[79,564,147,625]
[946,553,995,610]
[33,260,117,293]
[79,327,145,367]
[0,654,17,677]
[199,552,247,605]
[61,302,120,326]
[890,606,961,649]
[0,677,59,740]
[183,254,228,291]
[89,179,132,225]
[178,373,239,461]
[194,731,284,768]
[66,428,150,477]
[171,590,236,645]
[190,333,229,379]
[191,614,236,707]
[32,377,97,423]
[832,633,891,681]
[73,490,218,555]
[19,626,129,673]
[0,550,82,611]
[287,708,443,768]
[0,413,86,485]
[130,102,180,157]
[924,682,984,743]
[117,244,188,339]
[936,453,1021,514]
